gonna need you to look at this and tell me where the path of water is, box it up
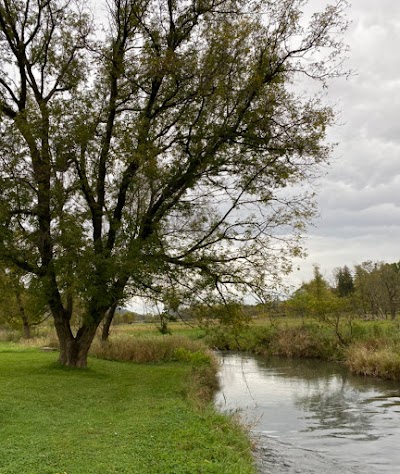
[215,353,400,473]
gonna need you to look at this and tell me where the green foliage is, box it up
[0,268,48,337]
[205,315,400,380]
[335,265,355,297]
[354,261,400,319]
[173,347,212,365]
[0,0,349,365]
[112,309,137,325]
[286,265,353,345]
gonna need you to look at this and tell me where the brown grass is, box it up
[0,327,59,348]
[271,328,314,358]
[345,344,400,381]
[90,334,210,363]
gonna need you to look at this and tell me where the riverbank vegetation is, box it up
[0,342,255,474]
[205,317,400,381]
[3,301,400,384]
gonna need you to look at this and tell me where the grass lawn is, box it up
[0,347,255,474]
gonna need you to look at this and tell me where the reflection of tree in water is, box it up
[252,356,400,440]
[254,355,399,393]
[293,384,377,440]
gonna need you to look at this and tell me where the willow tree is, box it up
[0,0,348,367]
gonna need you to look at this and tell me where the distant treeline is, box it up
[285,261,400,321]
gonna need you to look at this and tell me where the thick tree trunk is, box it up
[54,316,99,368]
[101,303,117,341]
[58,336,93,368]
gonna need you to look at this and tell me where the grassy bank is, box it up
[0,342,255,474]
[205,317,400,381]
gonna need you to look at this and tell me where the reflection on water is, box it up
[215,353,400,473]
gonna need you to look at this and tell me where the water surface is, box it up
[215,353,400,473]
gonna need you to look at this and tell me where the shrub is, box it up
[173,347,211,365]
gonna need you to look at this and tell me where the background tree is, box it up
[0,0,348,366]
[288,265,352,344]
[354,261,400,320]
[0,268,48,338]
[378,262,400,320]
[334,265,354,297]
[354,262,381,318]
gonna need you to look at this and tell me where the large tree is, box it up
[0,0,348,366]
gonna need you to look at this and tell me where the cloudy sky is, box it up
[116,0,399,310]
[290,0,400,287]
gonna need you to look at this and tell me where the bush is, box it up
[173,347,211,365]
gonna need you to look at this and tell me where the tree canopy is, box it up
[0,0,348,366]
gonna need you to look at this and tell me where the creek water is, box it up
[214,353,400,473]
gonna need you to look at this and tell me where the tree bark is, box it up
[16,291,31,339]
[101,303,118,341]
[54,315,99,368]
[22,317,32,339]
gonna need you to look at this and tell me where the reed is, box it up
[345,344,400,381]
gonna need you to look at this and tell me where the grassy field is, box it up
[0,343,255,474]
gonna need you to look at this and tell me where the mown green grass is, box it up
[0,346,255,474]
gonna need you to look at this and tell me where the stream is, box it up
[214,352,400,473]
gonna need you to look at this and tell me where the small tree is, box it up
[0,268,49,338]
[288,265,351,344]
[335,265,354,297]
[0,0,348,366]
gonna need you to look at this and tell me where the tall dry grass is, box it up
[0,327,58,348]
[90,334,212,364]
[345,344,400,381]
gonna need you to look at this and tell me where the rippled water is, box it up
[214,353,400,473]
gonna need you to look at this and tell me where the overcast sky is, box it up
[290,0,400,287]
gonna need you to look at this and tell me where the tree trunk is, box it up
[22,317,32,339]
[54,317,99,368]
[16,291,31,339]
[58,337,93,368]
[158,313,171,335]
[101,303,118,341]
